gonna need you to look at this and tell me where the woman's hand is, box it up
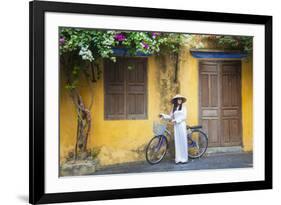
[171,119,176,124]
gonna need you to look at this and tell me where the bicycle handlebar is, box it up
[158,117,174,126]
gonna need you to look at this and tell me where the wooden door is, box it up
[199,61,221,147]
[199,61,242,147]
[220,61,242,146]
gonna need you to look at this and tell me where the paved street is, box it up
[93,152,253,175]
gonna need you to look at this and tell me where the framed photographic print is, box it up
[29,0,272,204]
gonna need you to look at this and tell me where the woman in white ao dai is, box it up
[160,94,188,164]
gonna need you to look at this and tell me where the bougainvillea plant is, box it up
[59,27,252,160]
[59,27,185,159]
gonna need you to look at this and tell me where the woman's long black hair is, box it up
[172,98,182,113]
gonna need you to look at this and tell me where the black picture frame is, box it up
[29,0,272,204]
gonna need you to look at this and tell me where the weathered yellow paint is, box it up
[87,57,161,166]
[60,46,253,166]
[60,56,164,166]
[59,75,78,160]
[179,45,199,127]
[241,56,253,151]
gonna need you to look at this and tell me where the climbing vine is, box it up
[59,28,185,159]
[185,34,253,52]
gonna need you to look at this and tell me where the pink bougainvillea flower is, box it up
[59,37,65,45]
[151,32,161,39]
[114,33,126,41]
[141,41,149,49]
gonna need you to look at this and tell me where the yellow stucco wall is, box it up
[60,48,253,166]
[60,56,164,166]
[179,46,199,127]
[241,57,253,151]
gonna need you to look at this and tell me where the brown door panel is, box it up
[202,119,220,147]
[199,61,220,146]
[220,62,242,146]
[199,61,242,147]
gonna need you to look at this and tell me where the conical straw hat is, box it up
[171,94,187,103]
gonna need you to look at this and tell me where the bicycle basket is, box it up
[153,122,167,136]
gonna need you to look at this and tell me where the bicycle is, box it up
[145,119,208,164]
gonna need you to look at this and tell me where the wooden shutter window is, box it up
[126,59,147,119]
[104,58,147,120]
[104,59,126,119]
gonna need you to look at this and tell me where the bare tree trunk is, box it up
[61,54,93,160]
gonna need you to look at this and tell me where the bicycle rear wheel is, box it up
[146,135,168,164]
[188,130,208,159]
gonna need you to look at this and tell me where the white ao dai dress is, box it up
[161,106,188,163]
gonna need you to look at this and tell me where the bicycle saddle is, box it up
[187,125,202,129]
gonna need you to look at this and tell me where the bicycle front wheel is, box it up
[188,130,208,159]
[146,135,168,164]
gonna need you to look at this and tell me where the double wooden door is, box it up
[199,61,242,147]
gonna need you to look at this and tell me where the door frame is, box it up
[198,59,243,147]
